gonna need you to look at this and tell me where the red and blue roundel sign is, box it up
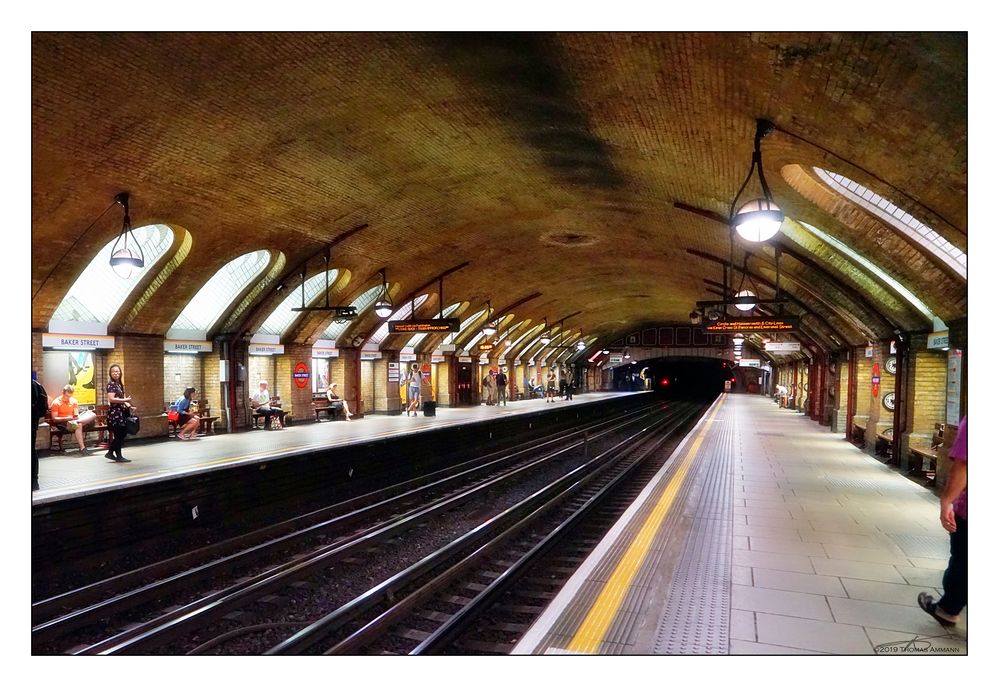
[293,362,310,389]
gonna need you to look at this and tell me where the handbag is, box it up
[125,414,141,435]
[167,409,180,423]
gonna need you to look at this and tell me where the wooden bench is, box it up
[850,416,869,447]
[875,426,894,458]
[312,396,344,422]
[43,405,108,451]
[167,401,219,437]
[252,397,287,429]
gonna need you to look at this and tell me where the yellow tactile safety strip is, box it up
[565,395,726,654]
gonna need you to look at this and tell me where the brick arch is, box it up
[780,164,966,322]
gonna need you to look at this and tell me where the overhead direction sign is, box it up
[388,318,460,334]
[478,342,495,351]
[706,317,799,333]
[764,341,801,352]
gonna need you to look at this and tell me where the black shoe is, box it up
[78,447,92,456]
[113,456,131,463]
[918,592,957,627]
[106,452,117,461]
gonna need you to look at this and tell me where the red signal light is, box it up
[660,378,670,386]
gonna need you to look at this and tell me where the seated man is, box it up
[251,380,286,429]
[49,384,97,454]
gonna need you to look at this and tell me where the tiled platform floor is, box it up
[515,394,966,655]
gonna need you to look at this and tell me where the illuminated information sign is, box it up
[706,317,799,333]
[478,343,495,351]
[388,318,460,334]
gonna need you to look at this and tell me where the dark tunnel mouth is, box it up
[614,356,763,400]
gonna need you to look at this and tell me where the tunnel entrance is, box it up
[614,357,736,401]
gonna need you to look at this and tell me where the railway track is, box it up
[33,399,678,655]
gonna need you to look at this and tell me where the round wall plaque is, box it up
[885,356,897,375]
[882,392,896,411]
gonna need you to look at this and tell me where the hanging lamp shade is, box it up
[109,192,145,279]
[733,199,783,242]
[734,289,757,312]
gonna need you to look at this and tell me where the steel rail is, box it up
[69,404,663,655]
[265,403,693,655]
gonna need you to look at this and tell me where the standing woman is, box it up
[105,363,133,462]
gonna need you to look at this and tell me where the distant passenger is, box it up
[105,363,133,462]
[405,364,423,416]
[495,368,508,406]
[546,370,557,403]
[563,367,574,401]
[326,382,353,421]
[32,374,48,490]
[251,380,285,429]
[174,386,201,440]
[50,384,98,454]
[481,370,495,406]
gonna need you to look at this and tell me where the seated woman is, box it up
[49,384,97,454]
[325,382,353,421]
[174,386,201,440]
[251,380,286,429]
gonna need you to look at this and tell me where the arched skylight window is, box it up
[447,308,487,346]
[507,323,543,354]
[323,284,383,344]
[798,221,939,326]
[257,269,339,337]
[404,302,462,349]
[50,224,175,334]
[168,250,271,339]
[369,294,430,346]
[814,168,966,278]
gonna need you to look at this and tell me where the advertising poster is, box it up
[43,351,97,405]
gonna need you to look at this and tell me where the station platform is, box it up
[513,393,967,656]
[32,391,636,505]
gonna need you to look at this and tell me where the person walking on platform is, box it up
[495,368,508,406]
[546,369,557,403]
[405,364,423,416]
[49,384,98,454]
[175,386,202,440]
[326,382,353,421]
[919,415,968,628]
[563,367,574,401]
[105,364,133,462]
[32,374,47,490]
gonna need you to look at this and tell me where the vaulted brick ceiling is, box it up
[31,32,967,349]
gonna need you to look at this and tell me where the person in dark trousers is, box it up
[31,374,48,490]
[563,367,574,400]
[105,363,134,462]
[495,368,508,406]
[918,415,967,628]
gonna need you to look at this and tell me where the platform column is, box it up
[278,344,312,423]
[374,352,402,414]
[436,353,452,406]
[933,318,967,487]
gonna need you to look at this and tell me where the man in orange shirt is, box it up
[49,384,96,454]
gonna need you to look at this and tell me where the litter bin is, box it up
[423,401,437,417]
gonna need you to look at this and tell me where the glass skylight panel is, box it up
[814,168,966,279]
[169,250,270,339]
[369,294,429,346]
[51,224,174,326]
[507,324,542,352]
[323,285,383,343]
[799,221,936,323]
[257,269,339,336]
